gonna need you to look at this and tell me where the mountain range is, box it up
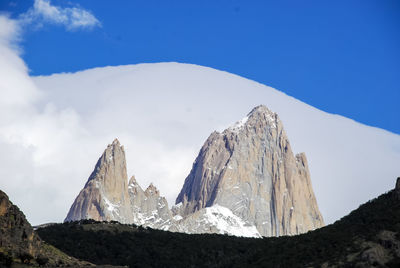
[1,100,399,266]
[65,105,323,237]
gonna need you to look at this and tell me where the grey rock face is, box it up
[65,139,133,223]
[128,176,173,230]
[176,105,324,236]
[65,139,174,229]
[66,105,324,238]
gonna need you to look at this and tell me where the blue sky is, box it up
[2,0,399,134]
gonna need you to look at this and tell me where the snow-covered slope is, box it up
[174,205,261,238]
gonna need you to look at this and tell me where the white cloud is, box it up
[1,15,400,228]
[19,0,101,31]
[0,14,98,225]
[0,15,21,47]
[31,63,400,227]
[0,15,39,124]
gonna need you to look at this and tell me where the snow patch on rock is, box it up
[177,204,261,238]
[229,116,249,133]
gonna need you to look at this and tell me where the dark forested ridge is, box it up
[37,181,400,268]
[0,189,118,267]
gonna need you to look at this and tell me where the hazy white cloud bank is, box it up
[34,63,400,227]
[0,14,99,224]
[19,0,101,31]
[1,13,400,226]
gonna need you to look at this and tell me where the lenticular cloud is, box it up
[33,62,400,225]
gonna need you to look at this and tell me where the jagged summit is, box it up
[128,176,141,194]
[66,106,324,238]
[85,137,125,185]
[66,140,174,230]
[112,138,121,145]
[65,138,133,223]
[128,175,137,185]
[244,104,276,121]
[176,105,324,236]
[145,183,160,196]
[222,105,278,135]
[249,104,273,114]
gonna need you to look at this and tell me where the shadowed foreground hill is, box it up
[37,178,400,268]
[0,189,96,267]
[0,190,125,267]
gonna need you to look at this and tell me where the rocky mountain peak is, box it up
[65,138,133,223]
[248,104,275,118]
[128,176,142,196]
[66,140,174,230]
[99,138,124,165]
[145,183,160,197]
[248,104,278,125]
[65,108,324,238]
[224,105,279,136]
[128,180,173,230]
[176,105,324,237]
[128,175,139,187]
[112,138,121,146]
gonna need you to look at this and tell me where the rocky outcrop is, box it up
[0,189,96,267]
[65,139,133,223]
[128,176,173,230]
[176,105,324,236]
[395,177,400,199]
[0,190,42,263]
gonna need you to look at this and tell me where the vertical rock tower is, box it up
[65,139,133,223]
[176,105,324,236]
[65,139,172,228]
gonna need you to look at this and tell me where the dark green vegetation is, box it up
[0,190,103,267]
[38,184,400,268]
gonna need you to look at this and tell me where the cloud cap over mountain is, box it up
[0,12,399,225]
[25,62,400,225]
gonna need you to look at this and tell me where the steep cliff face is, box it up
[65,139,133,223]
[176,105,324,236]
[65,140,173,229]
